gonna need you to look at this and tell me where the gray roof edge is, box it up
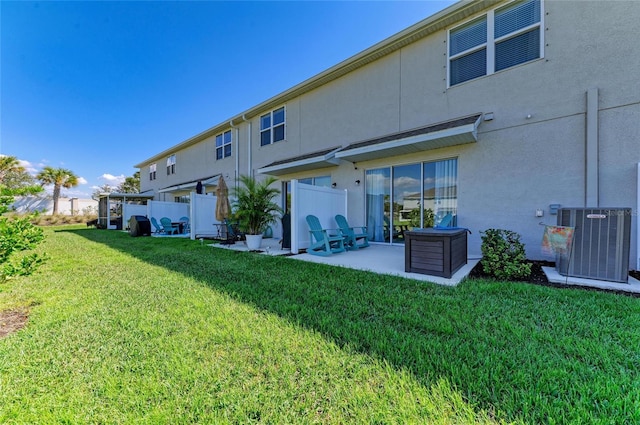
[134,0,493,168]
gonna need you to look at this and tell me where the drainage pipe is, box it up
[585,87,599,207]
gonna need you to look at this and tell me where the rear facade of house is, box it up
[135,0,640,269]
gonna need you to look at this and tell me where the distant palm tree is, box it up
[0,155,41,195]
[36,167,79,214]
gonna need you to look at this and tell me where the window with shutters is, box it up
[448,0,542,86]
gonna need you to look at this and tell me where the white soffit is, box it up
[158,175,220,193]
[335,114,482,163]
[258,147,342,176]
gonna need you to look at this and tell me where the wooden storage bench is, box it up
[405,228,468,278]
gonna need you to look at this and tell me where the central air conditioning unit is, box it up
[556,208,631,283]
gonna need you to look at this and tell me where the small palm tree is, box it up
[36,167,79,214]
[232,175,282,235]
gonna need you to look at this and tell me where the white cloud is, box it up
[77,177,88,185]
[393,176,420,190]
[99,173,125,184]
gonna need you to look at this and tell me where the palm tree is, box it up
[117,171,140,193]
[36,167,79,214]
[0,155,24,182]
[0,155,41,196]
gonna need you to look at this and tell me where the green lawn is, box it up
[1,225,639,424]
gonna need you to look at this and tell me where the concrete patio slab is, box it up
[542,267,640,294]
[210,240,478,285]
[209,239,640,293]
[289,244,479,286]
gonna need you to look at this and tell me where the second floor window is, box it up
[166,155,176,175]
[449,0,542,86]
[260,106,285,146]
[216,130,232,160]
[149,163,157,181]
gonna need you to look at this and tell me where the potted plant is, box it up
[232,174,282,250]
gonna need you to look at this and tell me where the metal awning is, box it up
[97,191,155,200]
[158,175,220,193]
[334,114,483,163]
[258,147,342,176]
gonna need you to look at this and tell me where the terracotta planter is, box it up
[245,234,263,251]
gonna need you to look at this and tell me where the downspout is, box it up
[585,87,599,207]
[242,113,252,177]
[230,118,240,185]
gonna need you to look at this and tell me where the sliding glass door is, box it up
[366,158,458,244]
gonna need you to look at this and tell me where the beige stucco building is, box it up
[135,0,640,269]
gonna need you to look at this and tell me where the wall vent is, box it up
[556,208,631,283]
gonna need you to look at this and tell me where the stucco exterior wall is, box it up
[135,0,639,265]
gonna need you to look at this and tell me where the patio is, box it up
[209,237,640,292]
[210,238,479,286]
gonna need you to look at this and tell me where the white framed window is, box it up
[449,0,542,86]
[149,163,157,181]
[166,154,176,175]
[298,175,331,187]
[216,130,232,160]
[260,106,285,146]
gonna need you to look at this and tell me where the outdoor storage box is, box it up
[405,228,467,278]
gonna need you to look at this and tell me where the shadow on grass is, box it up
[62,228,640,424]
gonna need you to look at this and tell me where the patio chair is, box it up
[435,213,453,228]
[383,216,403,242]
[221,218,243,245]
[179,216,190,233]
[335,214,369,250]
[150,217,164,234]
[305,215,345,256]
[160,217,180,235]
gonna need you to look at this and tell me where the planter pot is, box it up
[245,234,263,251]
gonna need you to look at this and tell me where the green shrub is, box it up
[408,208,435,228]
[0,208,46,281]
[480,228,531,281]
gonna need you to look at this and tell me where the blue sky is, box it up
[1,0,456,198]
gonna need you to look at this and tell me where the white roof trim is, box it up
[258,148,342,176]
[158,175,220,193]
[335,117,481,163]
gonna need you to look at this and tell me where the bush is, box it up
[480,228,531,281]
[0,211,46,281]
[408,208,435,228]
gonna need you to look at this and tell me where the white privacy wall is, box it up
[147,201,189,224]
[122,204,147,228]
[190,193,218,239]
[290,180,348,254]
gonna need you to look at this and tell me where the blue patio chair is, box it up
[305,215,345,256]
[150,217,164,234]
[435,213,453,228]
[160,217,180,235]
[335,214,369,250]
[179,216,190,233]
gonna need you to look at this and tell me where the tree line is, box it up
[1,155,140,215]
[0,155,140,280]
